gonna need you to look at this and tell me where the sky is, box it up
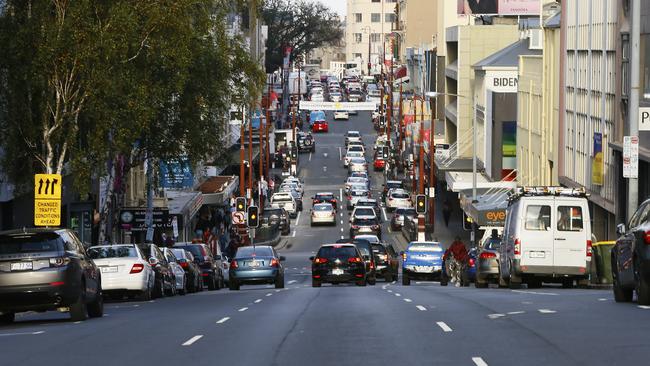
[308,0,347,19]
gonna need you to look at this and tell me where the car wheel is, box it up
[613,274,633,302]
[636,272,650,306]
[402,272,411,286]
[275,275,285,289]
[367,276,376,285]
[312,279,321,287]
[0,312,15,324]
[229,280,240,291]
[207,275,217,291]
[69,287,88,322]
[475,277,488,288]
[87,287,104,318]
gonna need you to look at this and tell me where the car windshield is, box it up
[391,192,409,199]
[355,208,375,216]
[88,246,137,259]
[408,244,443,252]
[175,245,204,259]
[315,194,334,200]
[236,246,273,258]
[0,233,63,255]
[272,195,292,202]
[371,244,386,254]
[349,157,365,163]
[317,246,357,260]
[396,208,416,216]
[484,238,501,251]
[347,132,360,137]
[171,249,187,259]
[386,182,403,189]
[314,204,333,211]
[262,209,283,218]
[357,201,376,207]
[351,190,367,197]
[347,152,363,158]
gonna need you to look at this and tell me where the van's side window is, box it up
[525,205,551,231]
[557,206,583,232]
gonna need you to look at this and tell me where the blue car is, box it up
[440,247,477,286]
[401,242,444,285]
[228,246,285,290]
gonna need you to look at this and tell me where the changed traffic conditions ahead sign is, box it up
[34,174,62,226]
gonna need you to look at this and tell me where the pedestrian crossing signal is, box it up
[247,205,259,228]
[236,197,247,212]
[416,194,427,214]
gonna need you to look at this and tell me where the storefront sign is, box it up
[592,132,603,185]
[640,107,650,131]
[120,208,174,232]
[483,210,507,226]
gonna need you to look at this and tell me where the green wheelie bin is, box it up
[592,241,615,284]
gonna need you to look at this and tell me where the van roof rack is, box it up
[507,186,589,204]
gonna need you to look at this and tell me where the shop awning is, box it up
[198,176,239,205]
[166,190,203,219]
[445,171,517,192]
[458,188,513,227]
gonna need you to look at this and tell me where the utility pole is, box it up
[418,97,424,195]
[628,0,640,219]
[412,98,417,193]
[239,121,245,196]
[429,96,436,232]
[248,111,253,199]
[398,83,403,159]
[265,103,271,183]
[259,108,265,211]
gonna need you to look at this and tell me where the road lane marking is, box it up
[73,321,82,324]
[266,293,273,297]
[638,305,650,309]
[295,211,301,225]
[436,322,453,332]
[340,228,344,232]
[392,281,396,284]
[339,147,342,160]
[488,314,505,319]
[522,301,533,304]
[339,188,343,202]
[382,285,388,289]
[382,207,388,221]
[507,311,525,315]
[341,220,344,224]
[0,330,45,337]
[387,290,393,293]
[340,212,343,217]
[472,357,489,366]
[254,299,262,303]
[416,305,427,311]
[309,152,312,161]
[395,293,401,297]
[238,307,248,312]
[216,317,230,324]
[512,290,558,296]
[404,298,413,303]
[288,280,297,284]
[182,335,203,346]
[538,309,556,314]
[341,235,344,239]
[292,230,296,237]
[598,298,608,301]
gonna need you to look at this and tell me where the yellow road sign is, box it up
[34,199,61,226]
[35,174,62,200]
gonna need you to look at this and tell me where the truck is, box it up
[302,64,321,82]
[288,71,307,97]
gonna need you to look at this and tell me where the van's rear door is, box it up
[553,199,589,271]
[520,201,554,268]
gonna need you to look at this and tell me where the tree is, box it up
[261,0,343,72]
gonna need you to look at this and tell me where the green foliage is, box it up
[262,0,343,72]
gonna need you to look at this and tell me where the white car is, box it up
[282,177,304,195]
[344,151,364,167]
[88,244,155,300]
[347,144,365,155]
[311,94,324,102]
[334,110,349,120]
[348,109,358,115]
[330,93,343,102]
[351,206,378,222]
[310,203,337,226]
[386,189,413,211]
[345,131,362,145]
[348,157,368,173]
[163,248,187,295]
[345,176,369,193]
[271,192,298,218]
[354,234,381,245]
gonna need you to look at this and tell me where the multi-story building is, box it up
[345,0,397,74]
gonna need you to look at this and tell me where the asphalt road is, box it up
[2,111,650,366]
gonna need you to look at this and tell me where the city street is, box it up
[1,112,649,366]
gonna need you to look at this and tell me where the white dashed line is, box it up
[295,211,301,225]
[381,285,388,289]
[216,317,230,324]
[538,309,556,314]
[436,322,453,332]
[182,335,203,346]
[238,307,248,312]
[292,230,296,237]
[340,228,344,232]
[254,299,262,303]
[387,289,393,293]
[598,298,608,301]
[395,293,401,297]
[341,220,344,224]
[266,293,273,297]
[638,305,650,309]
[488,314,505,319]
[339,147,342,160]
[339,188,343,202]
[404,298,413,303]
[275,289,282,292]
[382,207,388,221]
[340,235,344,239]
[512,290,558,296]
[0,330,45,337]
[392,281,396,284]
[73,321,82,324]
[416,305,427,311]
[309,152,312,161]
[472,357,489,366]
[507,311,525,315]
[288,280,297,284]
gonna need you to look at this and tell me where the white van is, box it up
[498,187,592,288]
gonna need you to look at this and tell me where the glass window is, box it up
[314,204,333,211]
[630,202,650,228]
[642,34,650,99]
[371,13,381,22]
[524,205,551,231]
[171,248,186,259]
[385,13,396,22]
[0,233,64,255]
[408,244,443,252]
[353,53,362,60]
[371,33,381,42]
[354,208,375,216]
[372,244,386,254]
[88,246,137,259]
[317,246,358,259]
[354,33,362,43]
[354,13,362,22]
[557,206,584,232]
[353,218,377,226]
[174,245,203,259]
[371,0,380,2]
[236,246,273,257]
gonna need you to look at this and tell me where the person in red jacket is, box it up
[445,237,468,287]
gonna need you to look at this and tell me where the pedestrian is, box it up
[442,199,452,227]
[444,236,468,287]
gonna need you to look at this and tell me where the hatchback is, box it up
[334,110,349,120]
[311,203,337,226]
[347,188,371,210]
[312,120,328,133]
[88,244,155,300]
[262,207,291,236]
[391,207,417,230]
[372,243,399,282]
[229,246,285,290]
[170,248,203,293]
[311,244,367,287]
[344,151,364,167]
[386,189,412,211]
[474,236,501,288]
[348,157,368,173]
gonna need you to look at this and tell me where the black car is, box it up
[171,248,203,293]
[138,244,176,297]
[310,244,367,287]
[298,132,315,152]
[350,217,381,239]
[262,207,291,235]
[0,229,103,323]
[312,192,338,210]
[612,198,650,304]
[173,243,224,291]
[372,243,399,282]
[336,238,377,285]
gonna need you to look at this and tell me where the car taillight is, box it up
[347,196,352,200]
[586,240,593,259]
[230,260,239,269]
[479,252,496,259]
[514,239,521,256]
[352,225,359,229]
[49,257,71,267]
[348,257,363,263]
[468,258,475,268]
[50,281,65,286]
[380,254,388,261]
[130,263,145,274]
[180,261,189,268]
[645,230,650,244]
[271,258,280,267]
[314,257,328,264]
[370,261,375,269]
[389,197,394,201]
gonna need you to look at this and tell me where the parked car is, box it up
[138,243,176,297]
[162,248,187,295]
[350,216,381,239]
[334,110,349,120]
[88,244,155,300]
[310,244,367,287]
[386,189,412,211]
[229,246,285,290]
[499,187,592,289]
[401,241,444,285]
[262,207,291,236]
[271,192,298,218]
[0,229,104,323]
[474,236,502,288]
[170,248,202,293]
[173,243,224,290]
[311,203,337,226]
[391,207,417,230]
[312,192,338,210]
[612,198,650,304]
[312,120,329,132]
[371,242,399,282]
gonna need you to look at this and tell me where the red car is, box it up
[312,120,329,133]
[373,157,386,171]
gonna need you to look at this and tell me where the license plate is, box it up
[415,266,432,272]
[10,262,32,271]
[101,266,118,273]
[332,268,344,275]
[250,261,260,267]
[529,251,546,258]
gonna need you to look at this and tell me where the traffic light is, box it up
[415,194,427,214]
[247,205,259,228]
[382,146,390,159]
[235,197,246,212]
[291,145,298,159]
[463,212,473,231]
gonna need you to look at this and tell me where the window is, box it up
[354,33,362,43]
[370,33,381,42]
[524,205,551,231]
[371,0,380,2]
[642,34,650,99]
[354,13,362,23]
[385,13,396,23]
[371,13,380,22]
[353,53,362,60]
[557,207,584,232]
[629,202,650,228]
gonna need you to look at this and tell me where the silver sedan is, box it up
[310,203,337,226]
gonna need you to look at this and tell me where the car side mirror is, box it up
[280,256,286,261]
[148,257,159,266]
[616,223,626,235]
[309,256,315,261]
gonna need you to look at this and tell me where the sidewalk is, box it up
[427,185,471,249]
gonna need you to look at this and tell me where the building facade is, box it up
[345,0,397,74]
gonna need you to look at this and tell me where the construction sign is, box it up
[34,174,62,226]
